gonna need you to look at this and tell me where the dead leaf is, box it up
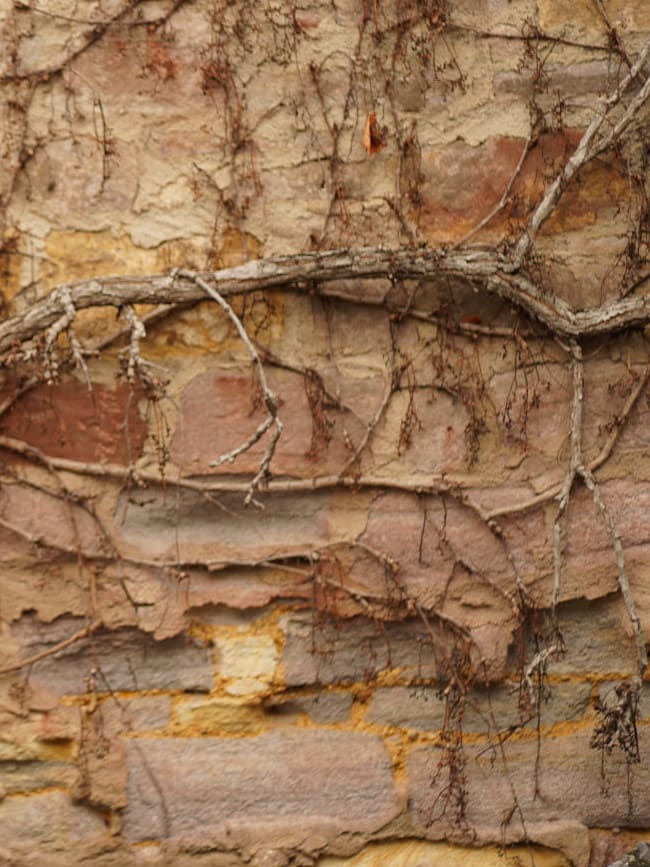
[362,112,387,155]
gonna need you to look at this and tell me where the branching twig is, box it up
[171,268,283,505]
[338,376,394,478]
[121,305,147,382]
[550,342,647,678]
[483,363,650,521]
[455,134,534,247]
[592,0,632,68]
[513,35,650,266]
[43,285,90,387]
[588,363,650,474]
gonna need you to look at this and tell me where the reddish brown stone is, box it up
[408,728,650,840]
[0,380,147,464]
[0,482,105,558]
[418,131,627,244]
[312,491,516,641]
[187,567,312,610]
[123,730,400,847]
[294,10,321,29]
[169,366,385,478]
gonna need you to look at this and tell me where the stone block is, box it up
[113,487,351,565]
[282,612,446,686]
[366,681,591,733]
[543,597,639,678]
[0,789,108,855]
[282,609,510,688]
[408,728,650,839]
[100,696,172,735]
[418,131,626,247]
[263,690,353,724]
[0,482,105,558]
[9,615,213,696]
[356,491,513,611]
[170,365,386,478]
[0,758,77,795]
[366,685,445,731]
[460,681,592,732]
[123,731,400,847]
[0,380,147,463]
[172,697,270,736]
[215,633,278,695]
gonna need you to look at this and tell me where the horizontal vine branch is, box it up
[3,246,650,356]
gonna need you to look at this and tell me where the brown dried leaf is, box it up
[362,112,387,156]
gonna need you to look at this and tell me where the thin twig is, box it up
[455,135,533,247]
[591,0,632,68]
[172,268,284,505]
[589,364,650,473]
[552,340,583,612]
[580,466,648,680]
[338,376,394,478]
[513,35,650,267]
[0,621,102,676]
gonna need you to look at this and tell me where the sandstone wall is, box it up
[1,1,650,865]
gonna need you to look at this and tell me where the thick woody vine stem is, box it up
[4,245,650,361]
[580,466,648,681]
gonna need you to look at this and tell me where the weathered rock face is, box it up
[1,0,650,865]
[123,731,401,846]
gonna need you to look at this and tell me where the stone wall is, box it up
[1,1,650,865]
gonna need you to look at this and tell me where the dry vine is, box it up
[2,0,650,853]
